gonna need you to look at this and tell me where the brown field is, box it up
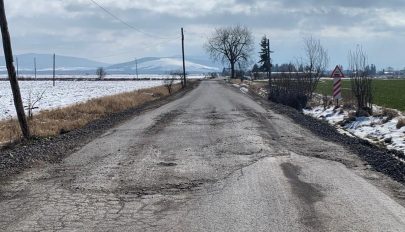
[0,84,182,144]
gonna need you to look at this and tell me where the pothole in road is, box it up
[157,162,177,167]
[119,181,206,198]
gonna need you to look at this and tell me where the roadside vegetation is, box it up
[0,84,182,144]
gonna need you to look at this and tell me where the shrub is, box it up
[268,72,312,110]
[382,108,399,120]
[349,46,373,115]
[397,118,405,129]
[96,67,107,79]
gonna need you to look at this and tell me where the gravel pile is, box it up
[0,82,199,178]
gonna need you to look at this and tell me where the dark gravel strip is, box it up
[243,85,405,184]
[0,81,200,179]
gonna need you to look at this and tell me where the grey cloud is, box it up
[2,0,404,68]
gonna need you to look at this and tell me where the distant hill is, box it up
[107,57,219,74]
[0,53,108,73]
[0,54,219,75]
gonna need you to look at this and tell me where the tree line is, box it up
[205,25,374,115]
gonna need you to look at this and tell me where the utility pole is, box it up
[53,53,55,86]
[16,56,18,77]
[181,28,186,88]
[0,0,30,138]
[135,58,138,79]
[34,57,37,79]
[267,38,274,100]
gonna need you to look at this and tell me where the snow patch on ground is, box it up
[304,106,348,125]
[240,87,249,94]
[232,83,249,94]
[304,106,405,154]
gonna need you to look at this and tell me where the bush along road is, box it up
[0,80,404,231]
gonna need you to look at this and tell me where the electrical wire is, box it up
[88,0,178,40]
[90,35,181,60]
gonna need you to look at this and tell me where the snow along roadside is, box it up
[303,106,405,156]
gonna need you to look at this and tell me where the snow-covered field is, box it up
[0,80,171,119]
[304,106,405,155]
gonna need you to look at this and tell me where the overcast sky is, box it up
[2,0,405,69]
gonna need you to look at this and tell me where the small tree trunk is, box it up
[230,62,235,79]
[0,0,30,139]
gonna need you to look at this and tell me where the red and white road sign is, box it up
[331,65,344,99]
[333,78,342,99]
[331,65,344,78]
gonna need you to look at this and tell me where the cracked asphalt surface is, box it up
[1,80,405,231]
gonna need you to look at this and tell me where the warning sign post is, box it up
[331,65,344,105]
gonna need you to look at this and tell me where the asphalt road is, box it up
[1,80,405,231]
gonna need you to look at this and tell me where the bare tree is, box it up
[302,36,329,97]
[96,67,107,79]
[164,77,176,95]
[205,25,254,79]
[348,46,373,115]
[170,70,187,87]
[268,37,329,110]
[25,89,46,119]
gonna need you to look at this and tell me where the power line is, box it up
[88,0,177,40]
[90,35,181,60]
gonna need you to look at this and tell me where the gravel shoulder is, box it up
[0,81,200,179]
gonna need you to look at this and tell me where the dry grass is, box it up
[0,84,182,144]
[382,108,399,119]
[229,79,241,85]
[397,118,405,129]
[248,82,265,92]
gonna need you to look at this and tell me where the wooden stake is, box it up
[53,53,55,86]
[34,57,37,79]
[135,58,138,79]
[0,0,30,138]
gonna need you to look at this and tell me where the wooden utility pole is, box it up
[16,56,18,77]
[181,28,186,88]
[34,57,37,79]
[53,53,55,86]
[0,0,30,138]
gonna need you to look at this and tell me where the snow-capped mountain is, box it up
[0,53,108,74]
[107,57,219,74]
[0,54,219,75]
